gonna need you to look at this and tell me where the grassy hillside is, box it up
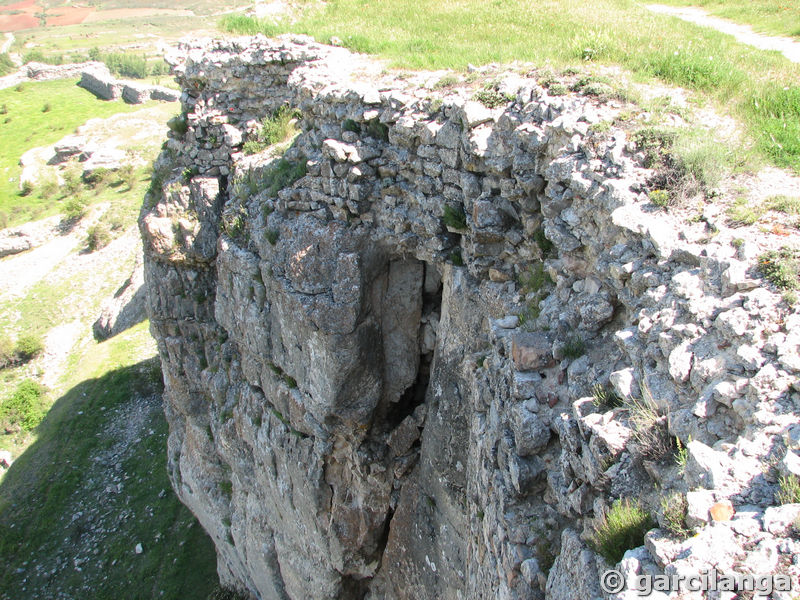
[0,80,157,226]
[221,0,800,172]
[0,328,219,599]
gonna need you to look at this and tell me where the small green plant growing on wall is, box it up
[442,204,468,230]
[590,498,654,564]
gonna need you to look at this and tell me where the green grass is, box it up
[654,0,800,38]
[0,351,218,599]
[590,498,654,564]
[660,492,691,539]
[727,196,765,226]
[242,105,299,155]
[776,474,800,504]
[221,0,800,173]
[766,194,800,214]
[0,53,15,77]
[759,248,800,290]
[0,80,154,226]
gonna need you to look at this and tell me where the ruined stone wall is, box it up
[140,35,800,600]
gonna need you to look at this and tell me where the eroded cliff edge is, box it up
[140,35,800,600]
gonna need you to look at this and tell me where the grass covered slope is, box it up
[0,325,219,600]
[0,80,153,226]
[221,0,800,172]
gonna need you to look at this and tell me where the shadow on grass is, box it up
[0,358,219,600]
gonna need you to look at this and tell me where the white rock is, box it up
[610,368,635,399]
[685,441,732,489]
[763,504,800,535]
[685,490,715,528]
[134,543,143,554]
[783,451,800,477]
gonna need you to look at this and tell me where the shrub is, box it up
[62,196,88,223]
[86,223,112,252]
[14,335,43,362]
[660,493,691,539]
[473,89,514,109]
[101,51,149,79]
[449,249,464,266]
[518,263,551,295]
[649,189,670,208]
[625,384,673,461]
[261,157,307,197]
[442,204,468,230]
[0,336,14,368]
[674,436,689,473]
[118,163,138,191]
[265,228,279,246]
[366,118,389,141]
[41,103,50,113]
[776,474,800,505]
[433,74,459,89]
[342,118,360,133]
[167,115,188,136]
[590,498,654,564]
[19,180,34,197]
[62,166,84,196]
[592,384,623,410]
[0,53,14,77]
[562,335,585,359]
[83,167,111,191]
[150,60,170,77]
[37,177,58,199]
[759,249,800,290]
[22,48,46,64]
[0,379,46,431]
[532,227,554,257]
[243,106,298,155]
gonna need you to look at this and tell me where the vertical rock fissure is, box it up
[361,261,443,592]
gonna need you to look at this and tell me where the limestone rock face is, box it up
[140,35,800,600]
[93,254,147,340]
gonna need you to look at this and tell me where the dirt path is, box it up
[646,4,800,63]
[0,218,84,303]
[1,33,14,55]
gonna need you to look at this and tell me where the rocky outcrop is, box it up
[140,35,800,600]
[78,64,179,104]
[93,255,147,340]
[0,231,32,258]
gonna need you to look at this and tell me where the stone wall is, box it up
[140,34,800,600]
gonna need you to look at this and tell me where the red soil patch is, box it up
[0,0,93,32]
[0,0,35,11]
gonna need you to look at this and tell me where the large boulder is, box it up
[78,65,122,101]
